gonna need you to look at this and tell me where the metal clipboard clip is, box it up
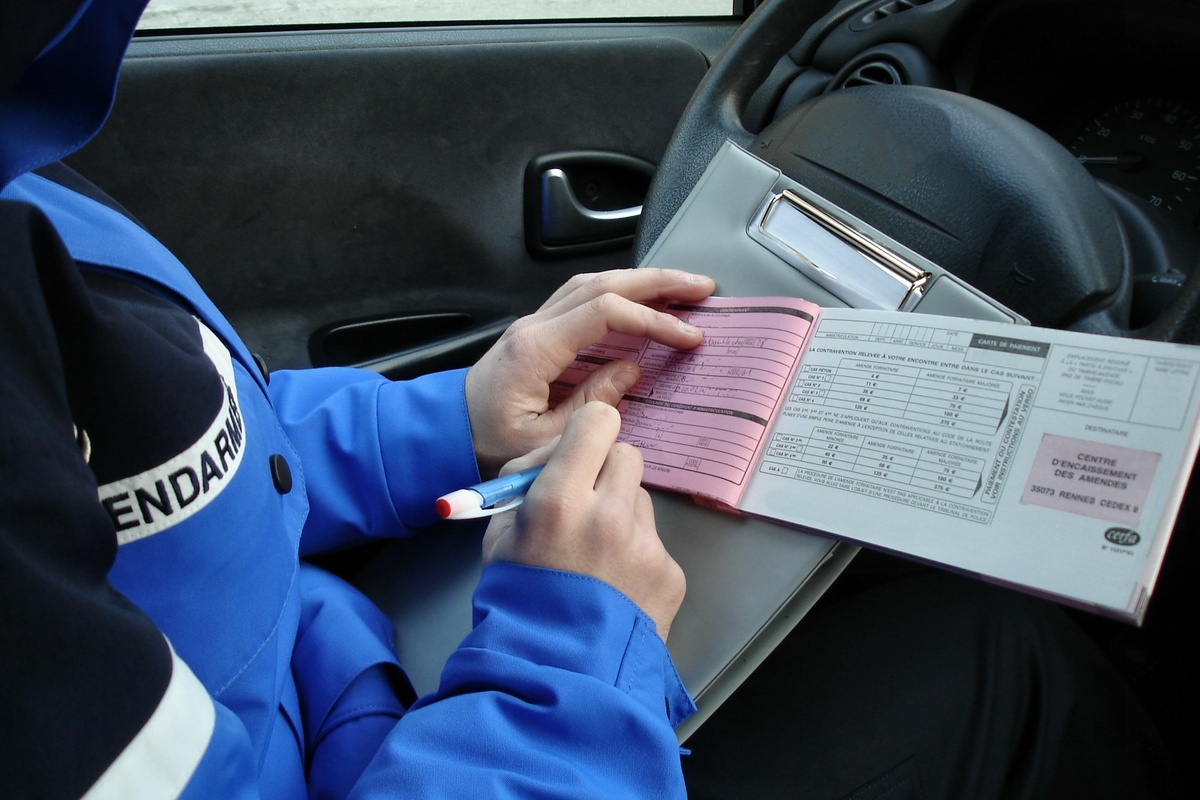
[747,188,931,311]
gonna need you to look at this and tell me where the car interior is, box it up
[65,0,1198,779]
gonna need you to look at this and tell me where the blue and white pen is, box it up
[435,464,546,520]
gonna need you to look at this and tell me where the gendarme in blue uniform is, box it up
[0,2,693,797]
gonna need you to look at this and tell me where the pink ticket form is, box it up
[551,295,821,506]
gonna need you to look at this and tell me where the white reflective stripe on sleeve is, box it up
[82,643,216,800]
[97,321,246,545]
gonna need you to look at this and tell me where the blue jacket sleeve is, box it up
[348,562,697,798]
[172,564,695,799]
[266,366,481,555]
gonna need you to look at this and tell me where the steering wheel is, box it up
[634,0,1200,343]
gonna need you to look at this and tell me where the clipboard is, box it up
[749,187,931,312]
[640,140,1024,325]
[634,140,1024,741]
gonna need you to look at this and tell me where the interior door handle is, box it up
[524,150,655,259]
[539,168,641,244]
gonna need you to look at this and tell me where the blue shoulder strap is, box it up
[1,172,266,391]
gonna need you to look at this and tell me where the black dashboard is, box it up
[961,0,1200,231]
[801,0,1199,234]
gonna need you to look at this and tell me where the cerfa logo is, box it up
[1104,527,1141,547]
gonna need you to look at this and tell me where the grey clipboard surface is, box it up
[638,141,1025,741]
[639,141,1026,322]
[351,141,1023,746]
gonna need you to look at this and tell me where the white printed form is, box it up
[752,314,1035,525]
[551,297,820,505]
[741,308,1200,616]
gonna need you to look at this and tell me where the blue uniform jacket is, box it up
[0,1,694,796]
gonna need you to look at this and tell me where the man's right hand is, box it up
[481,402,685,642]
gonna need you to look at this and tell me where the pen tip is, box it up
[435,498,453,519]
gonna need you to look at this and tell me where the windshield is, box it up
[138,0,736,29]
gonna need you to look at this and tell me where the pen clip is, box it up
[446,495,526,520]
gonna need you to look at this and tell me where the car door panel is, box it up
[67,24,735,373]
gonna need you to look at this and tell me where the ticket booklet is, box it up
[553,295,1200,624]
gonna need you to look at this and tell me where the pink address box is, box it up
[1021,433,1161,527]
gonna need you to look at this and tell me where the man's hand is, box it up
[465,268,715,478]
[482,402,685,641]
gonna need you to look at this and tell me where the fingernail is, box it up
[678,319,702,336]
[614,365,639,394]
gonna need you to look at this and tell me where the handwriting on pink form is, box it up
[552,296,822,506]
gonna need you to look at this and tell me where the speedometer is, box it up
[1069,98,1200,225]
